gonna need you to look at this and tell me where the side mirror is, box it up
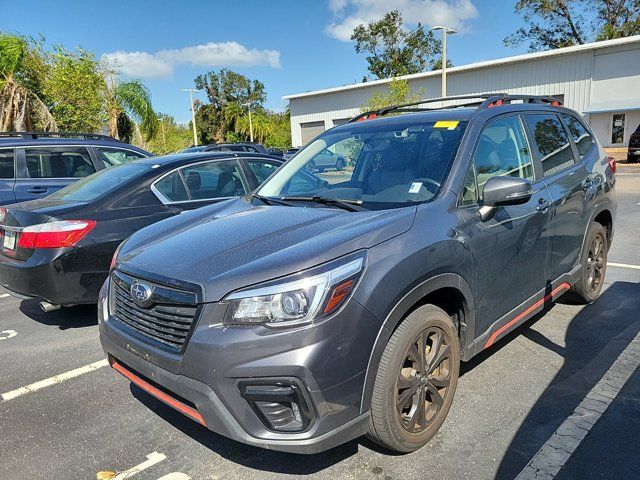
[479,176,532,221]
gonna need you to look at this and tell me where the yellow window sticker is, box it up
[434,120,459,130]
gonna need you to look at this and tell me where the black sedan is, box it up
[0,152,283,309]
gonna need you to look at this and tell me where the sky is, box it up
[1,0,532,123]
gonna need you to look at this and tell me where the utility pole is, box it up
[430,26,457,97]
[242,102,254,142]
[181,89,201,146]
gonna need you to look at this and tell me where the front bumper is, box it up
[98,280,378,454]
[0,248,109,305]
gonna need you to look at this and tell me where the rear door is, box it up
[523,113,590,280]
[0,148,16,205]
[14,146,96,202]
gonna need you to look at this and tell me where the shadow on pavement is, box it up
[18,299,97,329]
[496,281,640,479]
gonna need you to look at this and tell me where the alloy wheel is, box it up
[395,326,452,433]
[586,232,606,293]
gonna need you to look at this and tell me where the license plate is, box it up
[2,230,16,250]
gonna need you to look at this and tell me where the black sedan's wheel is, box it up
[368,305,460,453]
[336,158,346,171]
[306,161,315,173]
[566,222,608,304]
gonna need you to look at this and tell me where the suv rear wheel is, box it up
[566,222,608,304]
[368,305,460,452]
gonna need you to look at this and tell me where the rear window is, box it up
[0,149,14,179]
[25,147,96,178]
[48,163,151,202]
[562,114,594,159]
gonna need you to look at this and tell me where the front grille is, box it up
[110,271,198,352]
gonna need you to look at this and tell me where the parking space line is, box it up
[516,330,640,479]
[0,293,10,299]
[1,359,108,402]
[114,452,166,479]
[608,262,640,270]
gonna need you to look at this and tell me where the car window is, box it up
[180,160,247,201]
[0,149,14,179]
[247,160,279,183]
[524,114,574,177]
[460,161,477,206]
[154,171,189,202]
[48,163,152,202]
[561,114,594,159]
[24,147,96,178]
[95,147,146,167]
[472,115,533,200]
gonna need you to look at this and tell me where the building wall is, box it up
[590,111,640,148]
[287,40,640,148]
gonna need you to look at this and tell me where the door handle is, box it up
[26,187,48,194]
[536,198,551,212]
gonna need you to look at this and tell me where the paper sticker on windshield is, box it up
[409,182,423,194]
[434,120,459,130]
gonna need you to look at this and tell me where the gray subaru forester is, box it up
[98,94,616,454]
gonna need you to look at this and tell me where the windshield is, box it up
[258,118,467,210]
[48,163,152,202]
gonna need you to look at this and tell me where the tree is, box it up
[360,79,424,113]
[505,0,640,51]
[103,66,158,142]
[0,33,55,131]
[146,114,192,155]
[43,47,105,132]
[194,68,266,144]
[351,10,443,79]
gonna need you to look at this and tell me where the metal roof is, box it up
[283,36,640,101]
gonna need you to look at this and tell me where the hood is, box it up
[118,197,416,302]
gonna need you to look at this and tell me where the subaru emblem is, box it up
[130,282,154,308]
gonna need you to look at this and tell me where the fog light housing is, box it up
[238,379,313,432]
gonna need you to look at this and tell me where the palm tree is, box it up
[104,75,158,142]
[0,34,55,131]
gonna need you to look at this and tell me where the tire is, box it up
[367,305,460,453]
[336,158,346,171]
[566,222,608,304]
[628,156,638,164]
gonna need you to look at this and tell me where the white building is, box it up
[284,36,640,150]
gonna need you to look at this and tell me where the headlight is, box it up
[224,256,364,327]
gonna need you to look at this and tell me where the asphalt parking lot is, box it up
[1,165,639,480]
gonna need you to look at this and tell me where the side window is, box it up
[524,114,574,177]
[95,147,146,167]
[180,160,247,200]
[0,149,14,179]
[473,116,534,200]
[561,114,594,159]
[154,171,189,202]
[24,147,96,178]
[247,161,279,184]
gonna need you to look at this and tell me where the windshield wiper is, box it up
[280,195,365,212]
[251,193,293,207]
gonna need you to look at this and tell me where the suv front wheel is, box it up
[368,305,460,452]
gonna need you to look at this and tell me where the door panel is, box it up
[524,113,587,279]
[460,185,553,335]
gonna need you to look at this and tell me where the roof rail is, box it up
[348,93,563,123]
[0,131,118,141]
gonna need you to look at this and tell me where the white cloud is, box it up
[102,41,281,78]
[326,0,479,41]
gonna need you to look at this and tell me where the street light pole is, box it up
[181,88,201,146]
[430,26,457,98]
[242,102,254,142]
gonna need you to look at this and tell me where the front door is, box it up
[458,114,554,336]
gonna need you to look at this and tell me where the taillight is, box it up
[607,156,617,174]
[17,220,96,249]
[0,208,6,224]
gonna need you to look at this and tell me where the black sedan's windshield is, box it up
[258,118,467,210]
[48,163,152,202]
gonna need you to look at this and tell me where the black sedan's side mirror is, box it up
[479,176,532,221]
